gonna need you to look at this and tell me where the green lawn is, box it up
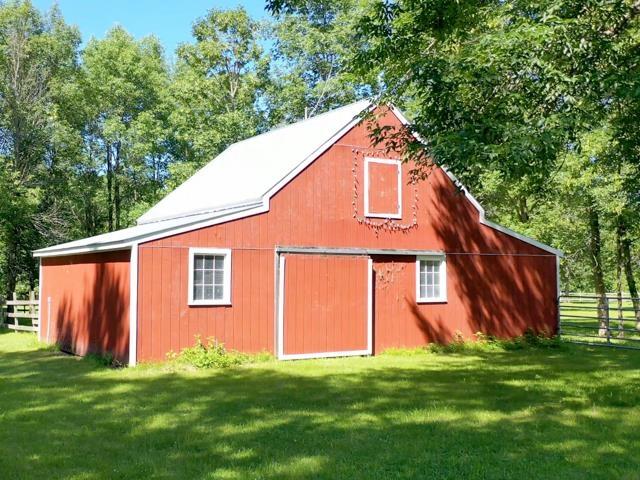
[1,331,639,479]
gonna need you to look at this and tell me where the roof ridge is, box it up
[231,99,371,148]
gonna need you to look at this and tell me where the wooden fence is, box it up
[1,292,39,332]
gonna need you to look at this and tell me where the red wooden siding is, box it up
[282,254,369,356]
[137,106,558,361]
[137,247,274,361]
[372,254,557,352]
[367,160,400,216]
[40,250,130,362]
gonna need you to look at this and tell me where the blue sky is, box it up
[32,0,268,56]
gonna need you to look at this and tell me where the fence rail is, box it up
[1,292,39,333]
[559,293,640,350]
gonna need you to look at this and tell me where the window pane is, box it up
[214,285,224,300]
[193,285,204,300]
[203,286,214,299]
[191,252,229,302]
[419,259,444,300]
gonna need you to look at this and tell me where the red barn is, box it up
[34,102,561,365]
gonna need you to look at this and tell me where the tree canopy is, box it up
[1,0,639,302]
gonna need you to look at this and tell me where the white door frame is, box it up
[276,252,373,360]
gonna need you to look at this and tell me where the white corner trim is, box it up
[128,243,139,367]
[277,253,373,360]
[556,255,561,299]
[276,254,286,359]
[416,254,448,304]
[37,259,42,341]
[187,247,232,306]
[364,157,402,219]
[367,257,373,353]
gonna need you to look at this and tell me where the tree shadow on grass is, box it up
[0,345,639,479]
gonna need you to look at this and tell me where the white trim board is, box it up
[416,254,447,304]
[128,244,139,367]
[364,157,402,219]
[276,246,445,256]
[276,252,373,360]
[187,247,232,306]
[37,259,42,341]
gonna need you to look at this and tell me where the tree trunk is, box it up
[114,141,121,230]
[587,203,608,336]
[619,216,640,330]
[616,216,624,337]
[106,144,114,232]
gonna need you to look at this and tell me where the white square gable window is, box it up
[188,248,232,305]
[416,255,447,303]
[364,157,402,219]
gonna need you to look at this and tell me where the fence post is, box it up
[605,296,611,344]
[29,290,35,328]
[12,292,18,330]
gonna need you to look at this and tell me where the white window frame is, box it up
[188,247,232,306]
[416,255,447,303]
[364,157,402,219]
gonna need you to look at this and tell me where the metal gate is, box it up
[559,294,640,349]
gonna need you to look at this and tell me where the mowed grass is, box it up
[1,331,639,479]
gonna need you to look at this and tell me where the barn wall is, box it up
[40,250,130,362]
[372,254,557,352]
[137,107,557,361]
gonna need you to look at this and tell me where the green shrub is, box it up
[172,336,274,369]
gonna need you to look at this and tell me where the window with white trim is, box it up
[364,157,402,219]
[416,255,447,303]
[188,248,231,305]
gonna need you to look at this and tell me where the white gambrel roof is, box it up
[138,100,371,224]
[34,100,562,257]
[34,101,372,257]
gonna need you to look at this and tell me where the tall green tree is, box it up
[79,26,170,231]
[265,0,376,124]
[0,0,80,294]
[167,7,264,186]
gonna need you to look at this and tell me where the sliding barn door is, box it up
[278,253,371,359]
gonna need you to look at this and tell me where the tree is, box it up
[79,26,170,231]
[264,0,376,125]
[0,0,80,294]
[167,7,264,186]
